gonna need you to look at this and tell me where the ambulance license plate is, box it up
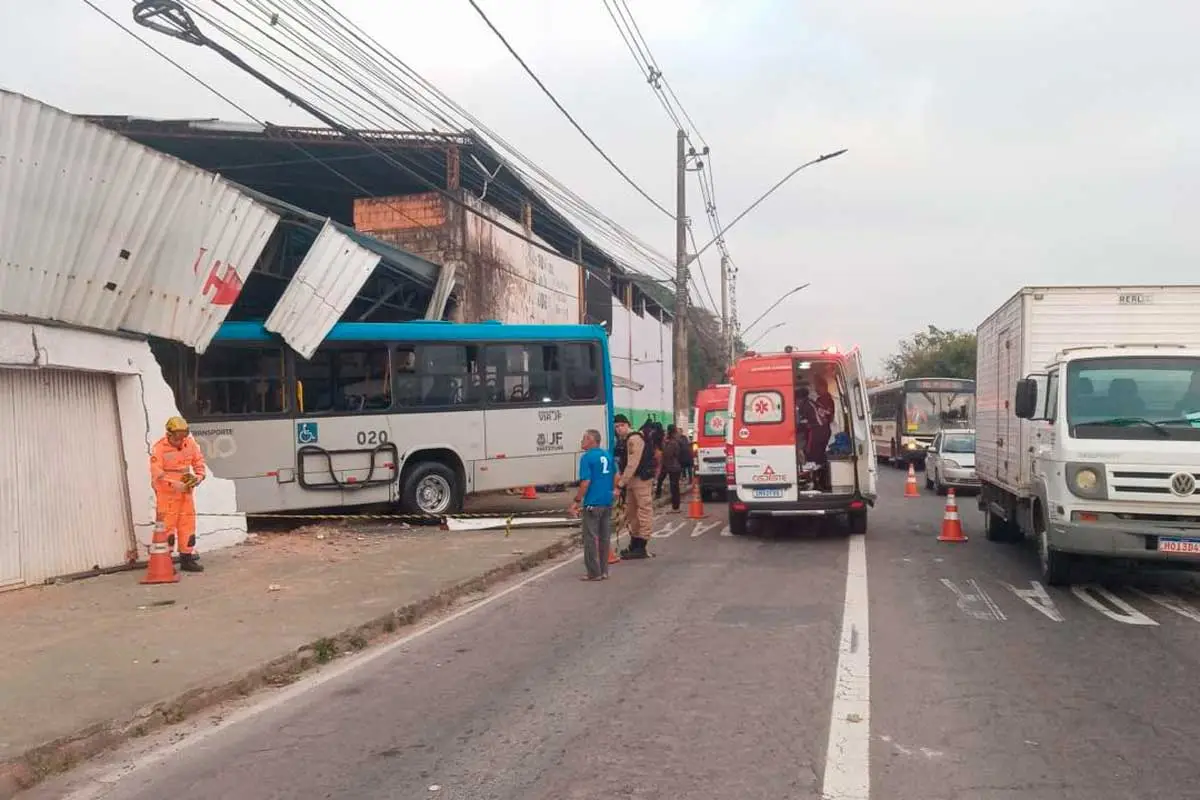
[1158,537,1200,555]
[752,488,784,499]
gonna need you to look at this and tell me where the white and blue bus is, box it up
[152,320,614,515]
[867,377,976,468]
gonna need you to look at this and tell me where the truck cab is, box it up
[1009,345,1200,583]
[725,346,877,535]
[692,383,731,501]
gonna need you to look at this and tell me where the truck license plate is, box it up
[1158,537,1200,555]
[752,488,784,499]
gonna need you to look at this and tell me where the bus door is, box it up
[292,346,400,507]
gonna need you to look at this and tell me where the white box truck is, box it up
[976,285,1200,585]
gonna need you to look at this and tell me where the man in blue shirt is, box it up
[570,428,616,581]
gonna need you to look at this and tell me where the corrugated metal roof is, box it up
[228,181,442,288]
[0,91,281,352]
[265,219,382,359]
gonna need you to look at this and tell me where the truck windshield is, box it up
[1067,357,1200,440]
[905,391,975,435]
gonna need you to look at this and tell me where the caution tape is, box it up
[192,507,578,522]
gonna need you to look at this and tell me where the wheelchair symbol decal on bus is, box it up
[296,422,319,445]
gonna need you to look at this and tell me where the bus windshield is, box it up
[905,391,975,435]
[1067,356,1200,440]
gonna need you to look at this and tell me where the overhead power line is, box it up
[464,0,672,218]
[613,0,708,150]
[135,0,678,283]
[123,0,623,278]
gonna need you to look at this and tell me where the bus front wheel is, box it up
[401,462,460,517]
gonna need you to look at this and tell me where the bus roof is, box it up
[213,320,609,345]
[867,377,976,394]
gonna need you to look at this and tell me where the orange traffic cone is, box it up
[141,521,179,584]
[521,485,538,500]
[904,463,920,498]
[937,488,968,542]
[687,477,707,519]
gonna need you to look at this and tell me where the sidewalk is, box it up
[0,491,587,798]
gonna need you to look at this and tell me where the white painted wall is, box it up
[609,299,673,423]
[0,319,247,556]
[462,194,581,324]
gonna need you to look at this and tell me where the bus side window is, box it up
[485,344,565,404]
[562,342,601,401]
[486,344,529,403]
[394,346,420,406]
[191,345,287,417]
[416,345,479,408]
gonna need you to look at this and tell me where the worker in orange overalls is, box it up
[150,416,208,573]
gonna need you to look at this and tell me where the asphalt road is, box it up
[29,469,1200,799]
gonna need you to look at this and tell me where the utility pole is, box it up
[673,128,689,431]
[719,252,730,366]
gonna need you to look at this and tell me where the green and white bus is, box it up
[867,377,975,468]
[153,319,614,515]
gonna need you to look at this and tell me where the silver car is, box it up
[925,429,979,495]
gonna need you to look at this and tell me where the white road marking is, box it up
[1003,581,1065,623]
[1132,588,1200,624]
[940,578,1006,621]
[719,525,732,537]
[877,734,944,760]
[821,535,870,800]
[1071,584,1159,626]
[57,551,585,799]
[652,519,688,538]
[691,520,723,537]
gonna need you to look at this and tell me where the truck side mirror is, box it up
[1014,378,1038,419]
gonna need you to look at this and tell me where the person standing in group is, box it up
[661,425,685,513]
[569,428,615,581]
[150,416,208,573]
[810,373,837,488]
[613,414,655,559]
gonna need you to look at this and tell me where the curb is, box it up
[0,530,583,799]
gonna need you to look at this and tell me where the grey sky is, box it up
[4,0,1198,373]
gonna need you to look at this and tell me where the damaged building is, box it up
[83,116,676,426]
[0,92,677,589]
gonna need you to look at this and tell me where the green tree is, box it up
[885,325,977,380]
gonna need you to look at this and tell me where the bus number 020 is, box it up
[357,430,389,446]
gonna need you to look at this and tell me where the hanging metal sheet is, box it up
[264,219,383,359]
[0,91,280,352]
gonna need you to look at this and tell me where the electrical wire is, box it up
[81,0,577,299]
[153,0,675,282]
[614,0,708,150]
[287,0,678,275]
[464,0,673,219]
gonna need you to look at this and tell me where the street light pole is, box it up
[742,283,810,338]
[747,321,786,349]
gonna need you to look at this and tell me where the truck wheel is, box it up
[729,508,749,536]
[984,509,1020,543]
[1035,512,1072,586]
[848,508,868,535]
[400,462,461,517]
